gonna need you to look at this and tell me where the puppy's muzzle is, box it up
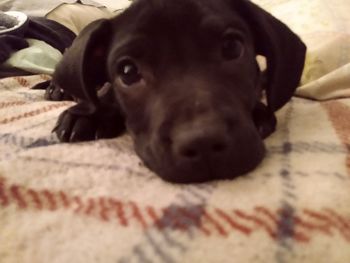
[173,120,229,163]
[149,112,265,183]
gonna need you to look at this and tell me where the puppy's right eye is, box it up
[117,59,142,86]
[221,33,244,60]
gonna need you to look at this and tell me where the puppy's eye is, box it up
[117,59,142,86]
[221,34,244,60]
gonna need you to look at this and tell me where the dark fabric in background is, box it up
[0,17,76,78]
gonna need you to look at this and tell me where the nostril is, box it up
[177,139,228,160]
[181,148,199,159]
[212,142,227,153]
[173,124,231,161]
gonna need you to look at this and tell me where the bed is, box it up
[1,0,350,262]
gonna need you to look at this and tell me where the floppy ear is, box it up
[53,19,112,108]
[234,0,306,111]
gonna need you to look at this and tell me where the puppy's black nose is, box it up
[159,117,265,183]
[173,126,229,161]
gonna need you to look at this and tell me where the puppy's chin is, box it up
[134,132,266,184]
[157,147,265,184]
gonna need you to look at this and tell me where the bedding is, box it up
[0,0,350,262]
[0,0,103,17]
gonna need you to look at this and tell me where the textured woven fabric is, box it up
[0,0,102,17]
[46,3,114,35]
[0,75,349,263]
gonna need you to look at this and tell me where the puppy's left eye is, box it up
[221,34,244,60]
[117,59,142,86]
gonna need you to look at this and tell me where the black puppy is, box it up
[47,0,306,183]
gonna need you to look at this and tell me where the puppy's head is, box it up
[66,0,306,183]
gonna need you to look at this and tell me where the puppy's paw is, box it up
[53,103,125,143]
[53,108,96,142]
[45,82,73,101]
[253,102,276,139]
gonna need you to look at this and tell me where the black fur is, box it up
[47,0,306,183]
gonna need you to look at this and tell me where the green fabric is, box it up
[4,38,62,75]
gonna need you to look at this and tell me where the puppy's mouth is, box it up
[134,121,266,184]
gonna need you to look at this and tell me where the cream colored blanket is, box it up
[1,0,350,263]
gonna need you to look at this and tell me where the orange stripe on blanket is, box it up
[0,101,26,109]
[303,209,350,242]
[39,74,51,81]
[215,208,252,235]
[99,197,112,221]
[234,209,278,239]
[0,178,9,206]
[14,77,30,87]
[110,198,129,226]
[0,176,349,242]
[322,101,350,175]
[0,102,71,125]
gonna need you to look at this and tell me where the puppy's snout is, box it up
[155,114,265,183]
[173,125,230,162]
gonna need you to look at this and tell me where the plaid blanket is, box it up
[1,0,350,262]
[0,75,349,263]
